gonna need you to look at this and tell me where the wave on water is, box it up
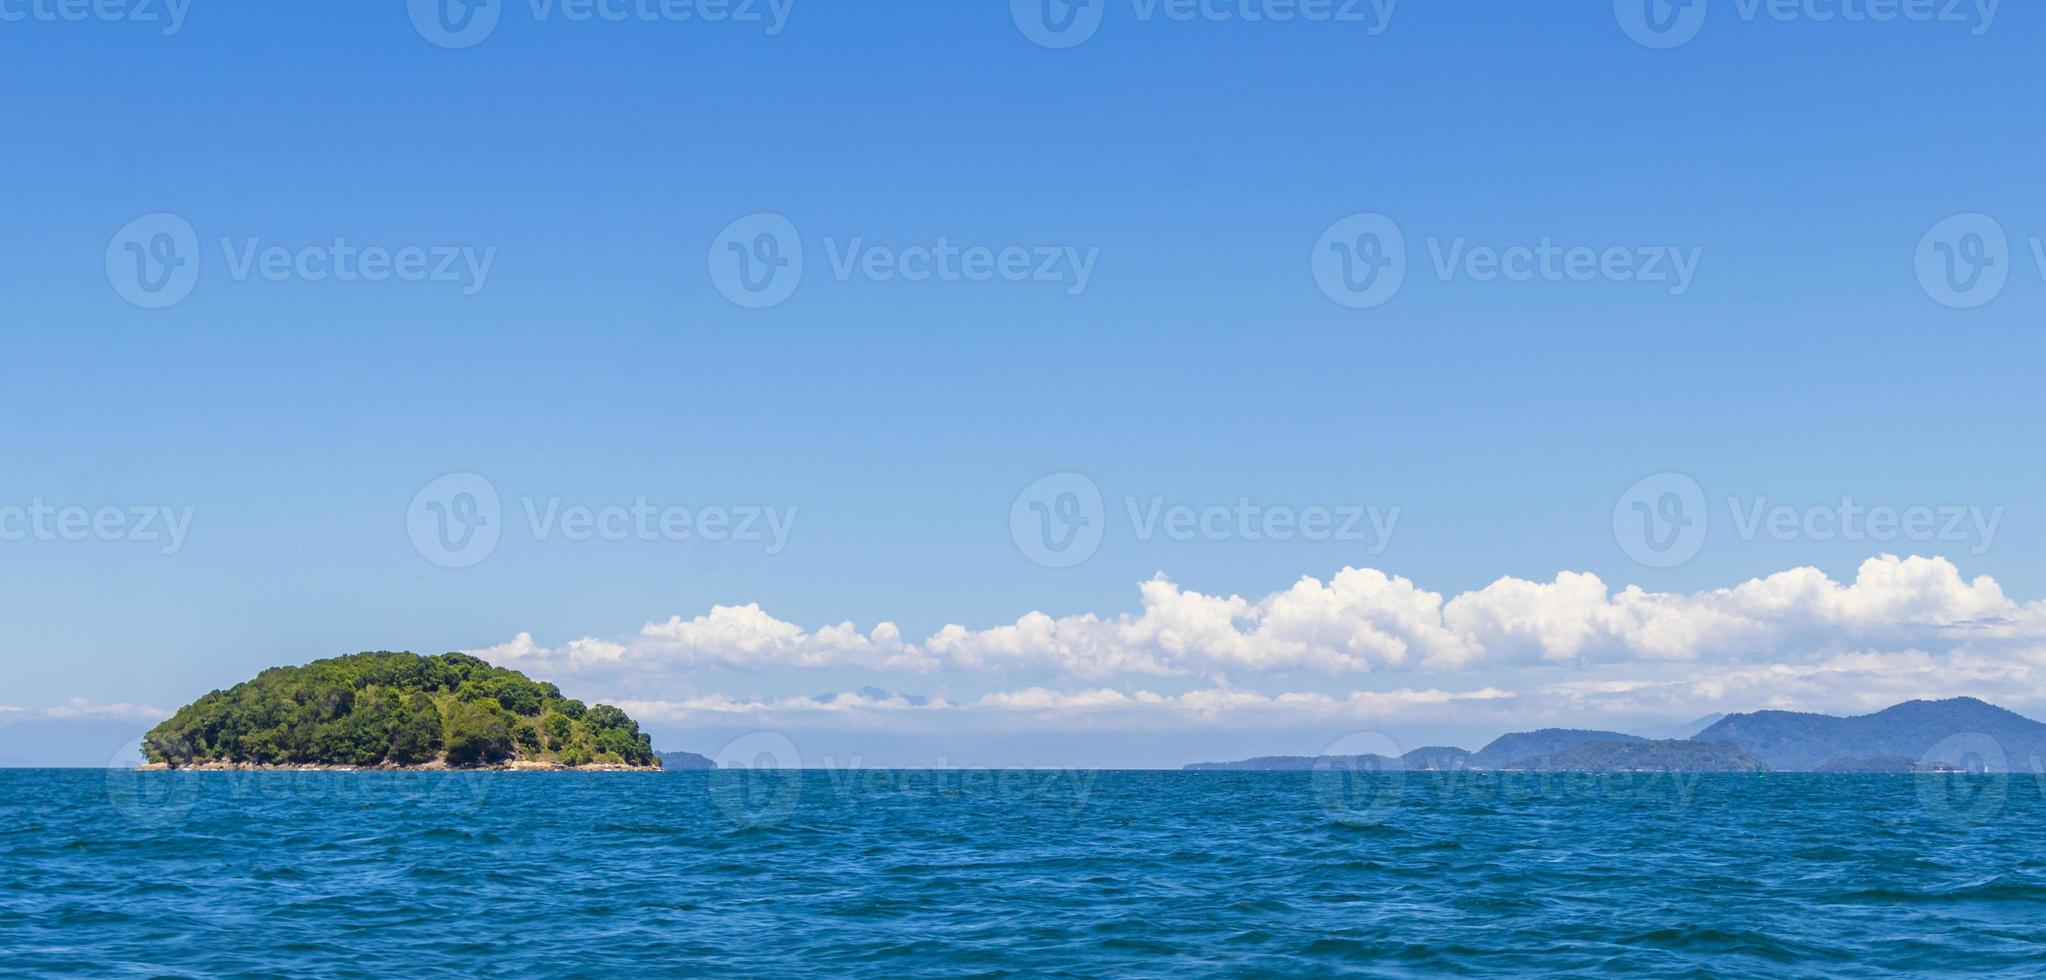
[4,771,2046,976]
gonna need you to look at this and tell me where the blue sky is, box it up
[4,1,2045,766]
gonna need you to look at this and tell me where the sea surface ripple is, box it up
[4,769,2045,976]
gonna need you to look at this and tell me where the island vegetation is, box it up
[141,651,660,770]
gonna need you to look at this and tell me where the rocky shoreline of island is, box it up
[137,760,663,772]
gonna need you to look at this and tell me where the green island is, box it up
[141,651,661,770]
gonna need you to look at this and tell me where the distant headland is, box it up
[140,652,662,771]
[1186,697,2046,773]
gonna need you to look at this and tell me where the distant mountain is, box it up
[0,719,156,768]
[1399,746,1475,770]
[1632,713,1727,740]
[1183,698,2046,772]
[1471,729,1644,769]
[1184,746,1468,772]
[1811,756,1958,774]
[1693,697,2046,771]
[1672,713,1728,738]
[1506,739,1759,772]
[1185,732,1650,772]
[657,750,715,770]
[1184,753,1382,772]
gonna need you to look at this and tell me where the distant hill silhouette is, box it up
[1399,746,1475,770]
[1185,697,2046,772]
[1632,713,1727,740]
[1187,752,1392,772]
[1505,739,1759,772]
[1693,697,2046,771]
[1470,729,1643,769]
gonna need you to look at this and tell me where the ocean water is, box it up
[4,768,2045,977]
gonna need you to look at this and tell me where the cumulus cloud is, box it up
[1538,647,2046,720]
[637,605,933,671]
[464,555,2046,725]
[612,684,1515,728]
[31,699,171,722]
[925,555,2041,676]
[614,688,955,722]
[928,570,1478,677]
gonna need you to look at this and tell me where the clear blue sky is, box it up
[3,2,2044,765]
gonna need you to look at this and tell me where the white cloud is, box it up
[637,604,933,671]
[1539,647,2046,719]
[464,555,2046,727]
[612,684,1515,729]
[470,631,549,664]
[614,689,954,722]
[40,698,170,721]
[925,555,2042,676]
[927,570,1477,677]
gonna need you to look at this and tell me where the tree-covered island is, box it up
[141,652,661,770]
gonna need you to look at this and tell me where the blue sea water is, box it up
[4,768,2045,977]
